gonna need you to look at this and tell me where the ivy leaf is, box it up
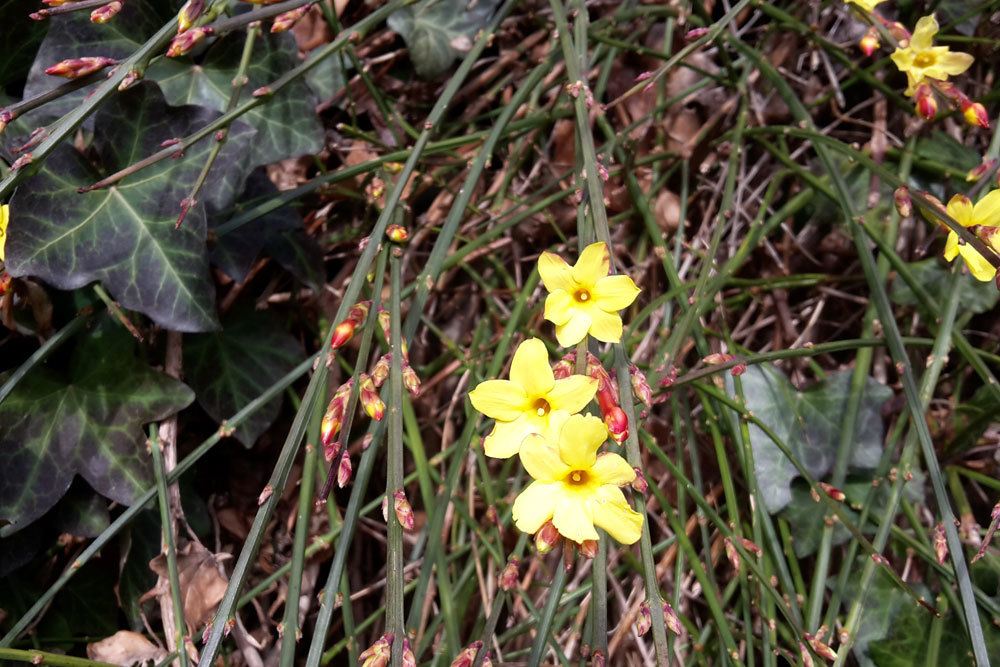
[186,308,302,448]
[6,82,256,331]
[725,364,892,513]
[20,0,168,124]
[149,32,324,168]
[388,0,500,78]
[891,258,998,315]
[0,0,48,88]
[0,321,194,535]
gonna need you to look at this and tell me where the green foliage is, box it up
[891,258,999,314]
[388,0,500,78]
[726,363,892,513]
[0,0,48,87]
[0,321,192,534]
[186,307,302,447]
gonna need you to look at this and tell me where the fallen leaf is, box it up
[146,541,230,634]
[87,630,166,666]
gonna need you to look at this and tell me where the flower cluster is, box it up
[468,242,646,550]
[845,4,985,126]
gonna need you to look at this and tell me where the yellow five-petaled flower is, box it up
[513,412,643,545]
[539,241,641,347]
[469,338,597,458]
[891,15,973,96]
[941,190,1000,282]
[0,204,8,263]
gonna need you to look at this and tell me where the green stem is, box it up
[527,558,568,667]
[386,251,406,666]
[0,649,114,667]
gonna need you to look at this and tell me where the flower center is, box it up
[566,470,590,486]
[532,398,551,417]
[913,52,936,68]
[574,288,592,303]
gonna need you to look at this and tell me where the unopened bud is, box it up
[893,186,913,217]
[166,26,213,57]
[631,467,648,494]
[320,380,352,448]
[371,354,391,387]
[337,454,352,487]
[731,362,747,376]
[740,537,762,556]
[963,101,990,129]
[629,364,652,407]
[90,0,122,23]
[552,353,575,379]
[377,308,409,358]
[499,557,520,591]
[118,69,142,90]
[393,489,415,531]
[915,84,937,121]
[804,631,838,661]
[967,159,996,183]
[177,0,204,32]
[535,521,560,554]
[323,439,341,463]
[45,56,116,79]
[359,633,393,667]
[702,352,734,366]
[603,406,628,443]
[252,85,272,97]
[402,639,416,667]
[402,362,421,397]
[859,28,880,57]
[271,5,310,33]
[0,274,11,297]
[684,27,709,41]
[635,602,652,636]
[386,224,409,244]
[590,649,606,667]
[662,601,682,635]
[819,482,846,502]
[725,538,740,572]
[359,373,385,421]
[799,642,815,667]
[450,642,482,667]
[579,540,598,558]
[933,523,948,564]
[330,301,371,350]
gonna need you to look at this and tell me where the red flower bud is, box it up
[450,642,482,667]
[628,364,652,407]
[819,482,845,502]
[859,28,880,57]
[731,362,747,377]
[393,489,415,531]
[0,273,12,296]
[271,5,310,33]
[320,380,352,448]
[323,439,342,463]
[402,639,416,667]
[933,523,948,564]
[402,362,421,397]
[893,186,913,216]
[915,84,937,121]
[804,631,838,661]
[386,224,409,244]
[330,300,371,350]
[337,454,353,488]
[377,308,409,359]
[631,467,648,494]
[359,373,385,421]
[702,352,734,366]
[579,540,598,558]
[552,353,575,379]
[90,0,123,23]
[371,353,391,387]
[499,557,520,591]
[590,649,606,667]
[535,521,560,554]
[724,538,740,572]
[359,633,393,667]
[662,601,682,635]
[963,101,990,129]
[177,0,204,32]
[636,602,652,636]
[166,26,213,57]
[603,406,628,444]
[684,27,709,41]
[967,159,997,183]
[45,56,117,79]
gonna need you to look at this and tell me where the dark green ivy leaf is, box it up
[0,0,48,88]
[6,82,257,331]
[150,32,324,168]
[186,307,302,448]
[891,258,998,315]
[388,0,500,78]
[0,321,194,535]
[725,364,892,513]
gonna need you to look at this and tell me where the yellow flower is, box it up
[469,338,597,458]
[539,242,641,347]
[513,413,643,545]
[942,191,1000,282]
[890,15,974,96]
[0,204,8,262]
[845,0,883,11]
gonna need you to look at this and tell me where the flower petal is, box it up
[483,417,539,458]
[519,434,571,482]
[890,48,914,74]
[538,251,576,293]
[544,290,574,326]
[911,14,938,51]
[590,486,643,545]
[555,311,591,347]
[944,231,960,261]
[587,308,624,343]
[469,380,527,421]
[936,50,973,76]
[590,452,636,486]
[547,375,598,414]
[509,338,555,397]
[557,413,607,470]
[0,204,8,263]
[593,274,641,311]
[958,244,997,282]
[946,194,975,227]
[512,481,558,534]
[572,242,610,285]
[973,190,1000,227]
[552,493,598,543]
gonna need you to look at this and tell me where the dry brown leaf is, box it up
[87,630,166,666]
[664,109,701,158]
[551,119,576,171]
[654,190,682,232]
[145,541,230,635]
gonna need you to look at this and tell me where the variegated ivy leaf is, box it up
[0,321,194,535]
[149,32,324,168]
[388,0,501,78]
[6,82,256,331]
